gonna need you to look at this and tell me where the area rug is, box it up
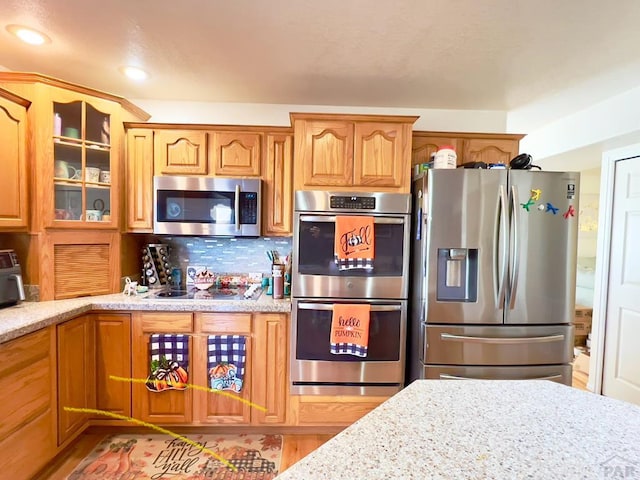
[66,433,283,480]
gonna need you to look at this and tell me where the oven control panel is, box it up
[330,196,376,210]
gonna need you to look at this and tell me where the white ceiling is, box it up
[1,0,640,120]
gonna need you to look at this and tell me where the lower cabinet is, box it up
[94,313,132,420]
[291,395,388,425]
[0,328,57,480]
[131,311,289,426]
[57,314,96,445]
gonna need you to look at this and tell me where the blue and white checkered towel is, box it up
[149,334,189,371]
[207,335,247,393]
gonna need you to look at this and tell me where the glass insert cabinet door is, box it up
[53,100,112,224]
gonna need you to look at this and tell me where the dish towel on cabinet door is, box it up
[330,303,371,357]
[145,334,189,392]
[207,335,247,393]
[334,215,375,271]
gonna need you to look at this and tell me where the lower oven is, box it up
[291,298,407,395]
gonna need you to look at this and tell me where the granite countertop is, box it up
[0,291,291,344]
[276,380,640,480]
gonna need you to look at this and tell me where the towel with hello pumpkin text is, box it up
[334,215,375,271]
[330,303,371,357]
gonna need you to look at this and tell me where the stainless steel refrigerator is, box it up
[408,169,580,385]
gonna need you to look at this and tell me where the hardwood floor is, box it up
[39,431,335,479]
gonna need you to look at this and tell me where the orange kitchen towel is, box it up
[334,215,375,270]
[330,303,371,357]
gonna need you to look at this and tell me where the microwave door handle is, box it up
[235,184,241,232]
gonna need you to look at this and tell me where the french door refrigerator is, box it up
[408,169,580,385]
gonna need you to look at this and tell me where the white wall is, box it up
[130,99,509,133]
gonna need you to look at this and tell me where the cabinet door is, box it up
[412,135,463,167]
[210,131,261,176]
[126,128,154,231]
[252,313,288,425]
[57,315,96,445]
[0,328,57,479]
[353,122,408,189]
[154,130,208,175]
[462,137,520,166]
[39,230,120,301]
[95,313,131,419]
[0,89,28,229]
[263,133,293,236]
[294,119,354,188]
[51,95,121,229]
[194,313,252,424]
[132,312,193,424]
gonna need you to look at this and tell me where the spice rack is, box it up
[142,243,172,288]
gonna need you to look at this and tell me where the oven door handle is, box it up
[299,215,406,224]
[297,303,402,312]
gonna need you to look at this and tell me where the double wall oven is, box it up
[291,191,412,395]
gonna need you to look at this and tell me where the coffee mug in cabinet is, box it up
[54,160,79,179]
[99,170,111,184]
[85,167,101,183]
[85,209,103,221]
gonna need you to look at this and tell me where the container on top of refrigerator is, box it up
[433,146,457,169]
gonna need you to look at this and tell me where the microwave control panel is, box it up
[330,196,376,210]
[240,192,258,224]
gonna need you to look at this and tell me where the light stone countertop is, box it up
[276,380,640,480]
[0,291,291,344]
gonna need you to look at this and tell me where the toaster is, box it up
[0,249,25,308]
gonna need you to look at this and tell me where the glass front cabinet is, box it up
[51,95,120,228]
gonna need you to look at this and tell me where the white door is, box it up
[602,157,640,404]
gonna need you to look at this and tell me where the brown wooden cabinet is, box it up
[132,312,194,424]
[0,328,57,480]
[412,131,524,168]
[0,88,30,230]
[210,131,261,176]
[263,131,293,236]
[292,113,418,192]
[154,129,208,175]
[194,313,253,424]
[95,313,132,420]
[252,313,288,425]
[131,310,287,426]
[126,128,154,232]
[57,315,96,445]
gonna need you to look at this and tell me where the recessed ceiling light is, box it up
[6,24,50,45]
[120,66,149,81]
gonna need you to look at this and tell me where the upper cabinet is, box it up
[291,113,418,193]
[0,88,30,230]
[412,131,525,168]
[124,124,294,235]
[154,129,208,175]
[210,131,261,176]
[0,72,149,232]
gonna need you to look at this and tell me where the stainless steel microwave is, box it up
[153,176,261,236]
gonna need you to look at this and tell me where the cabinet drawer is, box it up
[196,313,251,333]
[298,398,385,425]
[139,312,193,332]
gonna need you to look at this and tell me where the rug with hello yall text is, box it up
[66,433,283,480]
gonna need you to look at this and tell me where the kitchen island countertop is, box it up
[276,380,640,480]
[0,291,291,344]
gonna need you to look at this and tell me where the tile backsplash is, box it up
[161,236,293,276]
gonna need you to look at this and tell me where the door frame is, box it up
[590,143,640,393]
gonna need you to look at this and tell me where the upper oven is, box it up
[292,191,412,299]
[154,176,261,236]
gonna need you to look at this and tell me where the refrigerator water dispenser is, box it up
[436,248,478,302]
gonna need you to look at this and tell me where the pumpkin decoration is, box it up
[145,356,189,392]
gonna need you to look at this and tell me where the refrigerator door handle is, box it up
[494,185,508,309]
[439,373,564,381]
[509,185,520,309]
[440,333,566,344]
